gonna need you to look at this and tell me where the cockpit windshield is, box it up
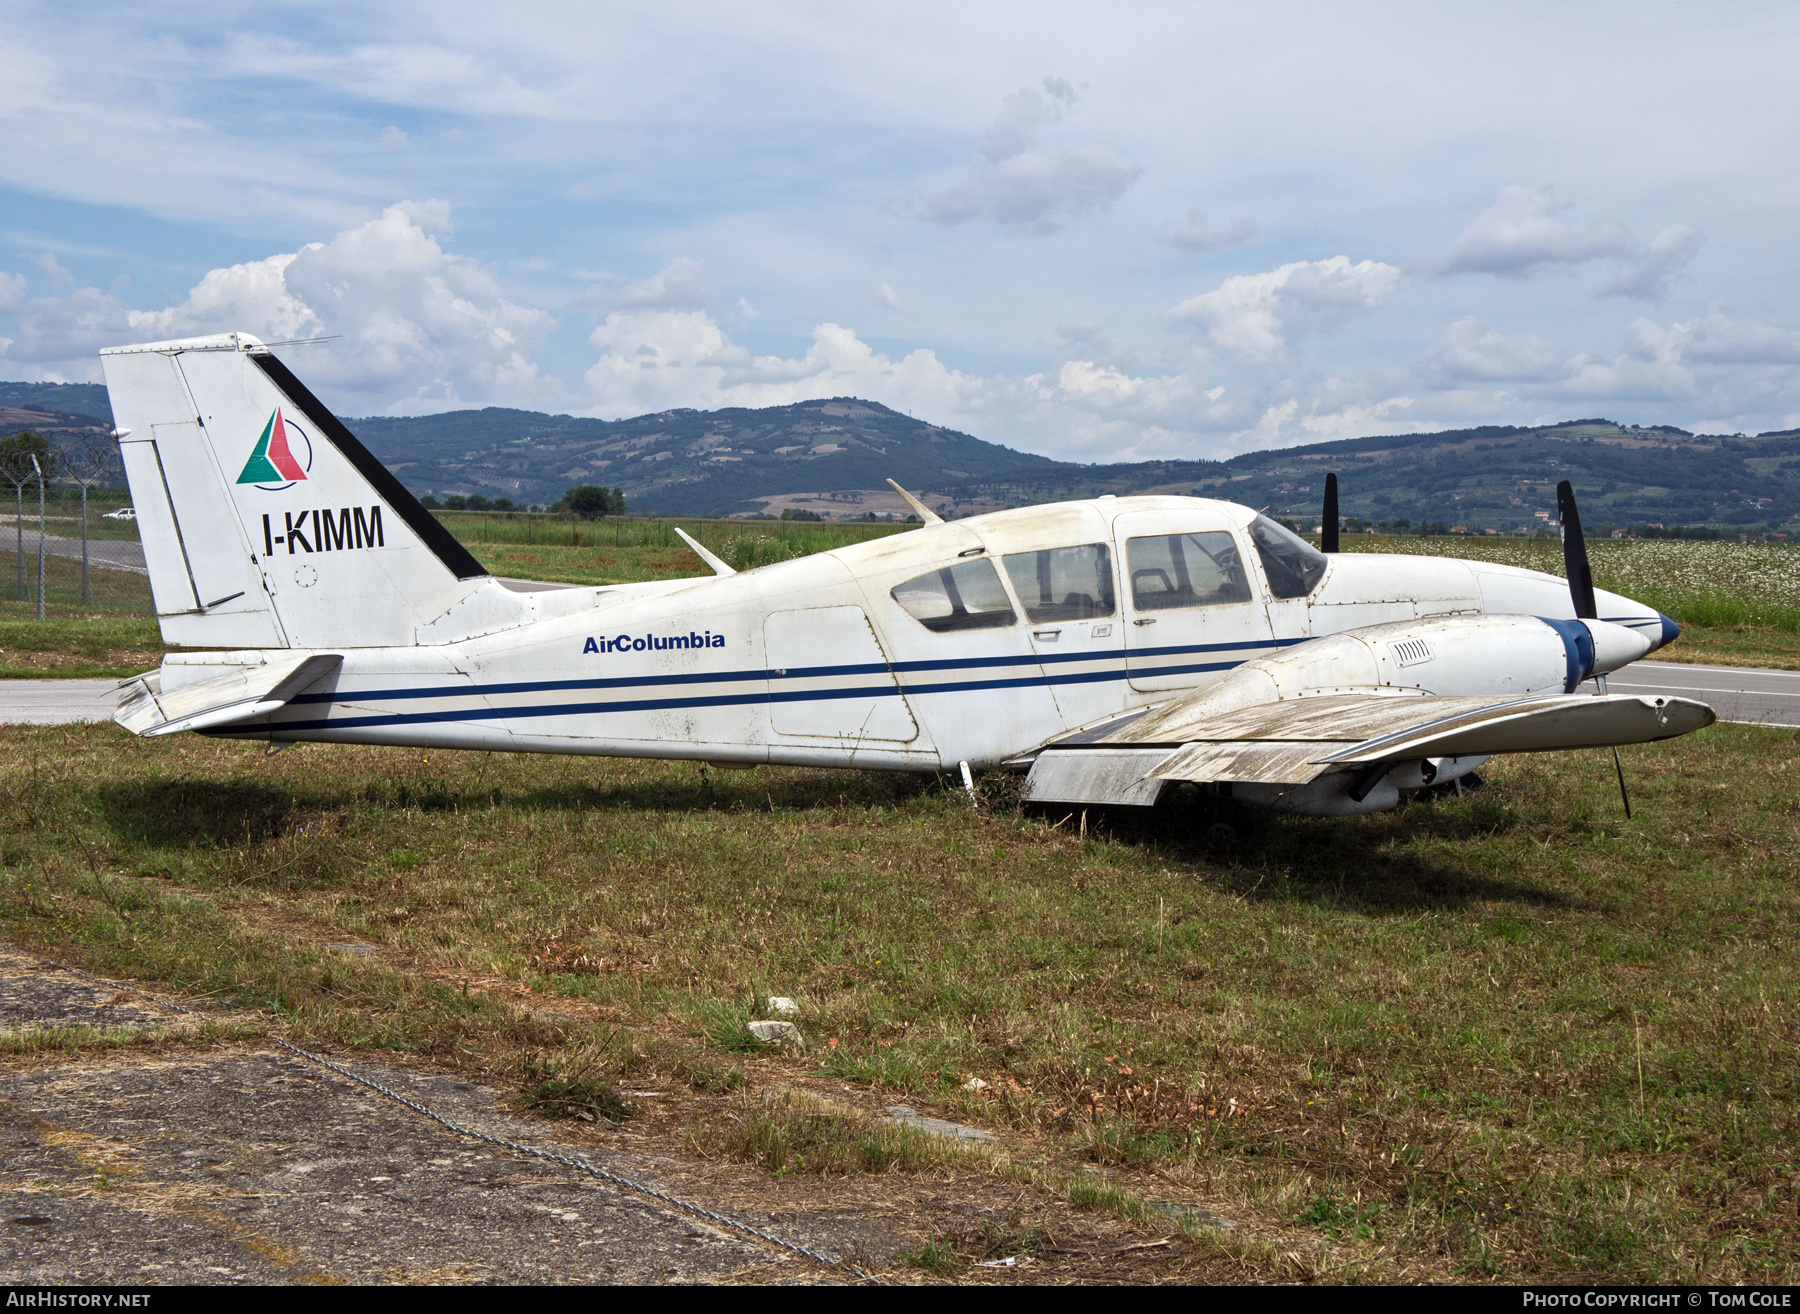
[1248,514,1327,599]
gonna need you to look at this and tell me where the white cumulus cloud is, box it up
[0,203,554,409]
[0,272,27,316]
[1421,186,1703,303]
[1592,224,1706,303]
[1166,257,1401,365]
[1416,317,1566,385]
[904,79,1142,235]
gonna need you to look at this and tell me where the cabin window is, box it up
[1001,543,1116,623]
[891,559,1017,632]
[1248,514,1327,599]
[1125,532,1252,611]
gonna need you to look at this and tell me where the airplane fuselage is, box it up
[165,496,1674,770]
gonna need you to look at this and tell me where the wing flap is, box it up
[1148,740,1358,785]
[1103,690,1449,746]
[1021,748,1176,806]
[115,653,343,738]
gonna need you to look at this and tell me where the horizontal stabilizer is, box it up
[115,653,342,738]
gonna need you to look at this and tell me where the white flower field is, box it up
[1345,535,1800,631]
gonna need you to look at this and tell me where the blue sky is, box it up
[2,1,1797,461]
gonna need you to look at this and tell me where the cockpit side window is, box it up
[1248,514,1327,599]
[891,558,1017,632]
[1126,532,1252,611]
[1001,543,1116,623]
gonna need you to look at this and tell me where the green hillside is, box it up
[350,402,1800,533]
[5,371,1796,533]
[0,380,113,424]
[349,398,1060,517]
[929,420,1800,536]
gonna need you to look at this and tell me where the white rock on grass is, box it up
[747,1020,804,1047]
[766,997,799,1016]
[961,1077,988,1093]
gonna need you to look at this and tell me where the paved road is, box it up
[0,524,147,575]
[0,679,123,724]
[1605,660,1800,729]
[0,945,824,1285]
[5,661,1797,729]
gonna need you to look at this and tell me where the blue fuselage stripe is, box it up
[266,638,1283,734]
[288,637,1290,706]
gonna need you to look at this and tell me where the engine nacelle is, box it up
[1129,613,1651,816]
[1179,612,1651,716]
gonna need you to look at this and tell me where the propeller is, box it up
[1558,478,1631,818]
[1321,472,1339,552]
[1556,479,1597,620]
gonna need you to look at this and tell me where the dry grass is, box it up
[1,721,1796,1282]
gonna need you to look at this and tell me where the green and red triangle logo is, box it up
[237,409,307,484]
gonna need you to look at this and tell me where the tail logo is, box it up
[237,409,313,489]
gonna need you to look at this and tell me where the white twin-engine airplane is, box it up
[102,332,1713,817]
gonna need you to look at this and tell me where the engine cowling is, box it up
[1125,613,1654,816]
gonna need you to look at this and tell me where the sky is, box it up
[1,1,1797,463]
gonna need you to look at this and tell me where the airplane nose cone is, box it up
[1584,619,1654,675]
[1656,612,1681,650]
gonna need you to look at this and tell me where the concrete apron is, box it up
[0,944,815,1285]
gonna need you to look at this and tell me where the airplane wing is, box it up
[1022,690,1715,806]
[115,653,343,738]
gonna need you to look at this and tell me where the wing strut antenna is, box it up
[673,526,735,577]
[886,479,944,525]
[1559,478,1631,817]
[1321,472,1340,552]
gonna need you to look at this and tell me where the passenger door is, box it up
[998,540,1125,730]
[1114,511,1275,694]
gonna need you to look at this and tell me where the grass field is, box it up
[5,510,1798,1280]
[0,548,164,678]
[4,516,1798,675]
[2,721,1795,1282]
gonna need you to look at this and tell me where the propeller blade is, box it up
[1556,479,1597,620]
[1321,472,1339,553]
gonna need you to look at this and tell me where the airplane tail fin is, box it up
[100,333,488,649]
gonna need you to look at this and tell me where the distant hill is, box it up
[4,374,1795,532]
[348,398,1061,518]
[351,401,1800,533]
[926,419,1800,535]
[0,380,115,446]
[0,381,112,425]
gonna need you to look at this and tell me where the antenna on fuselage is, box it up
[1321,472,1340,552]
[673,526,735,576]
[886,479,944,525]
